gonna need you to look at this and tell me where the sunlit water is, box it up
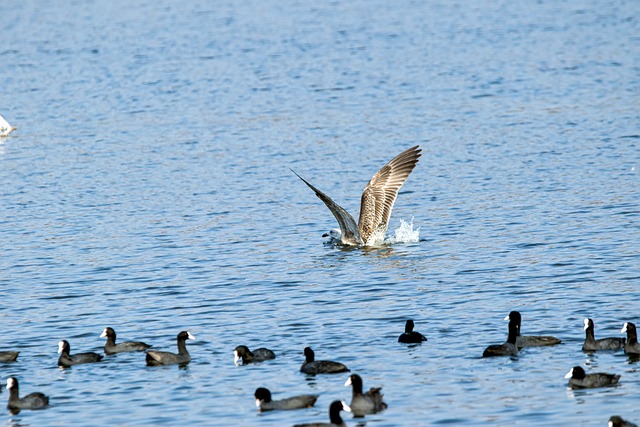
[1,0,639,426]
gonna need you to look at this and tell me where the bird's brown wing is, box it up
[293,170,363,245]
[358,145,421,244]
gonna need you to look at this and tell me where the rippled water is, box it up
[1,0,639,425]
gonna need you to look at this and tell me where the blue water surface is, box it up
[1,0,639,426]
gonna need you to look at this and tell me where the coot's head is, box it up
[234,345,251,364]
[58,340,70,354]
[505,311,522,336]
[404,320,415,333]
[621,322,636,333]
[505,311,521,324]
[565,366,586,380]
[345,374,363,392]
[6,377,18,390]
[177,331,196,341]
[254,387,272,404]
[328,400,350,424]
[100,327,116,339]
[303,347,315,362]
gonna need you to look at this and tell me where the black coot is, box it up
[509,311,561,348]
[293,400,348,427]
[300,347,349,374]
[254,387,318,411]
[609,415,638,427]
[398,320,427,344]
[565,366,620,389]
[233,345,276,365]
[6,377,49,414]
[482,312,518,357]
[582,318,625,351]
[621,322,640,355]
[146,331,195,366]
[57,340,103,367]
[101,327,151,354]
[344,374,387,417]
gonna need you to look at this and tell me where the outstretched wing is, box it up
[358,145,421,243]
[292,170,363,245]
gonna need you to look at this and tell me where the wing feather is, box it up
[292,170,363,245]
[357,145,421,243]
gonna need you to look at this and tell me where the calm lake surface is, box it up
[1,0,639,425]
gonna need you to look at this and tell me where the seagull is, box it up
[0,114,16,137]
[293,145,421,246]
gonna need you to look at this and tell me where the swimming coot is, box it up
[300,347,349,374]
[254,387,318,411]
[609,415,638,427]
[582,318,625,351]
[344,374,387,417]
[146,331,195,366]
[233,345,276,365]
[398,320,428,344]
[101,327,151,354]
[510,311,561,348]
[293,400,348,427]
[565,366,621,389]
[6,377,49,414]
[57,340,103,367]
[482,312,518,357]
[621,322,640,355]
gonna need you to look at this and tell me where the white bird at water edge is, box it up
[0,114,16,137]
[293,145,421,247]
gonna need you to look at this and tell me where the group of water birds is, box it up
[483,312,638,382]
[478,312,638,427]
[1,142,636,425]
[0,324,397,425]
[1,328,194,414]
[250,346,388,426]
[1,316,637,425]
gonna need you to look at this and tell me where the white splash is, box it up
[386,217,420,244]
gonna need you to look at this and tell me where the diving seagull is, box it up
[293,145,421,246]
[0,114,16,137]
